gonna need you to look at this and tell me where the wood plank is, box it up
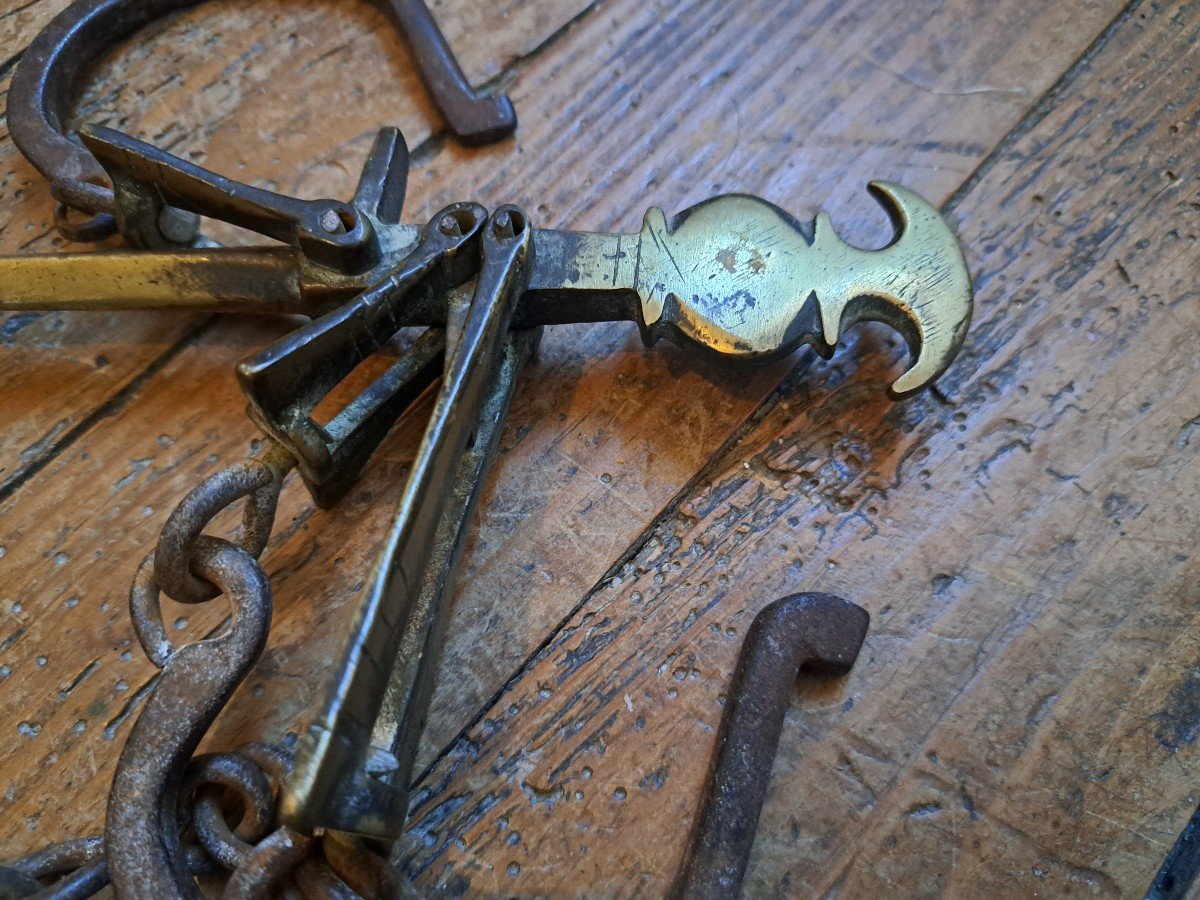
[351,0,1131,772]
[0,0,596,492]
[0,0,599,848]
[0,0,1125,864]
[396,2,1200,894]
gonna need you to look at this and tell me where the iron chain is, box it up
[0,444,397,898]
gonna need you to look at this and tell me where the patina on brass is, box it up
[0,127,971,398]
[0,123,974,852]
[528,183,971,397]
[1,0,978,891]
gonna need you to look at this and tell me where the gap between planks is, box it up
[408,0,1145,790]
[0,0,612,500]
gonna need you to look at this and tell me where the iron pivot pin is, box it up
[0,125,971,848]
[1,125,972,398]
[0,0,973,892]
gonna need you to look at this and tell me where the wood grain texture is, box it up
[396,2,1200,894]
[323,0,1130,774]
[0,0,597,847]
[0,0,1127,858]
[1,1,1187,898]
[0,0,595,493]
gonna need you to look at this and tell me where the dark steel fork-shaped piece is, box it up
[0,121,969,851]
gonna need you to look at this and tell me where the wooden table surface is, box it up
[1,0,1197,895]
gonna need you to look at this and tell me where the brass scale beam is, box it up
[0,0,973,891]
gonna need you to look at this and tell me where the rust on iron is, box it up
[280,205,538,838]
[672,593,870,899]
[0,0,972,889]
[6,0,515,243]
[384,0,517,145]
[107,537,275,898]
[0,836,107,899]
[0,445,397,897]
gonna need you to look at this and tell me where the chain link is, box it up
[154,444,293,604]
[185,752,277,869]
[0,444,398,898]
[108,533,275,898]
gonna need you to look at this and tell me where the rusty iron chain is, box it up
[0,0,953,882]
[0,444,398,899]
[151,444,293,605]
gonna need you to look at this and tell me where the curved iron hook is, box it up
[106,537,272,899]
[671,593,870,899]
[8,0,516,243]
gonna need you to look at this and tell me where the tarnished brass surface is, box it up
[278,207,536,839]
[0,146,971,397]
[527,183,971,397]
[0,249,308,314]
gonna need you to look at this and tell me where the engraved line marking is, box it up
[655,225,684,280]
